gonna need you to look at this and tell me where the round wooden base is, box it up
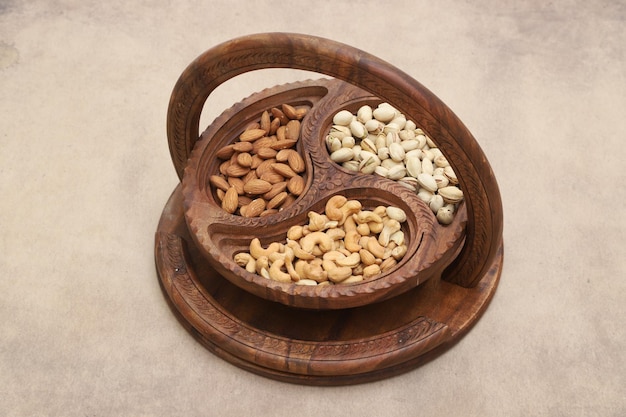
[155,185,502,385]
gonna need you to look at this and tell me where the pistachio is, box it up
[333,110,354,126]
[330,148,354,163]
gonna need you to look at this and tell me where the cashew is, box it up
[327,266,353,283]
[322,250,346,262]
[255,256,270,275]
[344,229,362,253]
[286,239,316,261]
[300,231,334,254]
[295,279,318,286]
[325,228,346,241]
[342,274,364,284]
[287,225,305,241]
[335,252,361,268]
[355,210,383,225]
[325,195,348,221]
[249,238,282,259]
[234,252,256,273]
[269,259,292,283]
[368,221,384,234]
[303,262,328,282]
[391,244,408,260]
[307,211,328,232]
[338,200,362,225]
[356,222,370,236]
[389,230,405,245]
[367,238,386,259]
[378,219,401,247]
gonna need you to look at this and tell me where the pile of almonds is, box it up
[326,103,464,225]
[210,104,308,217]
[234,196,408,286]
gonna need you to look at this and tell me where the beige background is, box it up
[1,1,624,415]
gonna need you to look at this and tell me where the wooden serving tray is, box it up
[155,33,504,384]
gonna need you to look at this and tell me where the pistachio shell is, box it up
[433,174,449,189]
[342,160,360,172]
[373,105,396,123]
[349,120,368,139]
[444,165,459,185]
[333,110,354,126]
[417,173,438,192]
[387,164,407,180]
[341,136,356,148]
[405,155,422,178]
[436,206,454,225]
[438,186,464,204]
[360,138,377,153]
[429,194,445,214]
[434,155,449,168]
[421,157,434,175]
[330,148,354,163]
[388,142,406,162]
[417,188,434,203]
[398,128,416,141]
[356,105,373,123]
[374,166,389,178]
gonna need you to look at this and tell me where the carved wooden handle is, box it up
[166,32,503,288]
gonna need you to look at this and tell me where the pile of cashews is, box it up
[233,195,408,285]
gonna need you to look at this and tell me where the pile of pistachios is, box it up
[325,103,463,225]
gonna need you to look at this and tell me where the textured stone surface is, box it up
[1,1,624,415]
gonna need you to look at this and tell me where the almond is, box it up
[269,117,281,135]
[260,171,285,185]
[219,160,231,176]
[239,128,267,142]
[221,187,238,214]
[270,139,298,150]
[295,107,308,120]
[287,175,305,195]
[260,110,271,134]
[287,151,305,173]
[216,144,236,160]
[281,103,298,120]
[236,152,253,168]
[271,107,288,125]
[225,163,250,178]
[242,169,258,185]
[209,175,230,192]
[256,147,278,160]
[255,158,277,178]
[267,191,289,210]
[272,163,297,178]
[262,181,287,200]
[227,177,245,195]
[244,198,266,217]
[232,141,253,153]
[285,120,301,141]
[243,179,273,195]
[252,136,277,153]
[275,149,292,162]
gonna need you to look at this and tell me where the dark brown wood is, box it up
[157,33,505,383]
[167,32,503,293]
[182,79,468,309]
[155,185,503,385]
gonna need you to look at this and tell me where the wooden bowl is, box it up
[167,33,503,310]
